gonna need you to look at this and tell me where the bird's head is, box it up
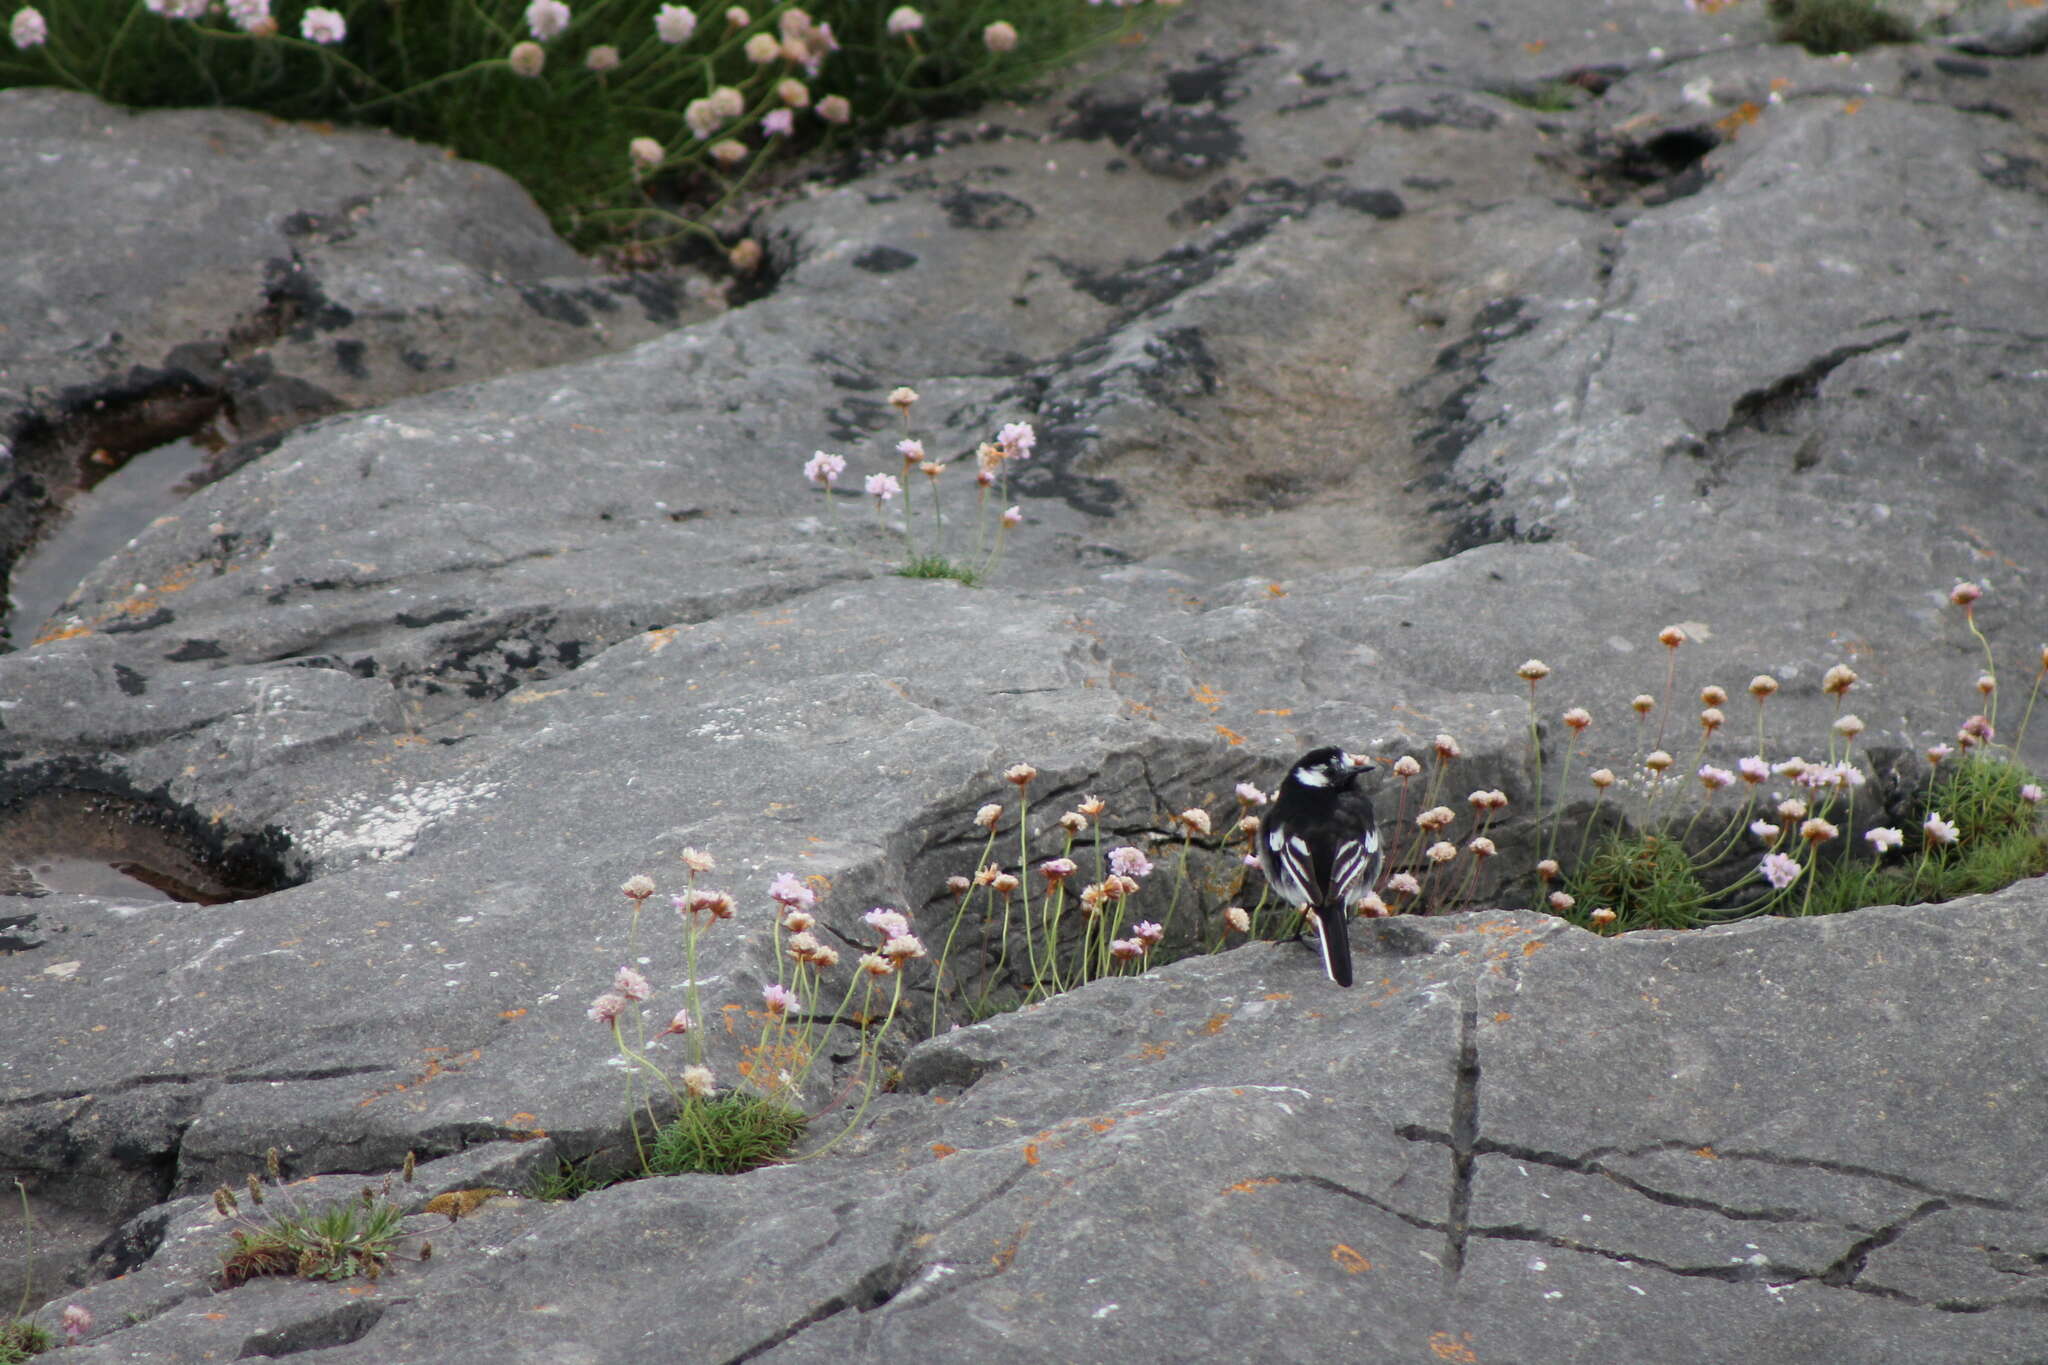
[1286,746,1374,792]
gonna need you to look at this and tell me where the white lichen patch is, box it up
[295,778,503,866]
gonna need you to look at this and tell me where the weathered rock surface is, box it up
[3,0,2046,1357]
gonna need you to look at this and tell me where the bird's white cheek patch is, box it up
[1266,829,1285,853]
[1295,766,1331,788]
[1288,834,1310,857]
[1364,829,1379,853]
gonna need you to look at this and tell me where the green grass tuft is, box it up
[647,1094,807,1176]
[0,1,1165,251]
[1766,0,1916,53]
[0,1319,54,1364]
[1568,831,1707,932]
[1500,81,1579,112]
[523,1158,625,1203]
[896,554,982,586]
[218,1194,407,1288]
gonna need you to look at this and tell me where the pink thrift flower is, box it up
[1132,920,1165,946]
[300,6,345,42]
[1224,906,1251,933]
[1737,756,1769,784]
[11,5,49,46]
[864,907,911,939]
[659,1008,693,1035]
[762,107,795,137]
[817,94,851,124]
[762,983,797,1014]
[768,872,816,909]
[886,5,923,36]
[1865,827,1904,853]
[882,933,926,961]
[997,421,1036,458]
[655,3,696,42]
[984,19,1018,51]
[588,992,628,1024]
[897,438,925,463]
[804,450,847,486]
[1235,781,1267,805]
[1109,938,1145,961]
[1760,852,1801,889]
[61,1305,91,1344]
[1386,872,1421,897]
[1000,505,1023,528]
[1108,845,1153,878]
[526,0,571,41]
[865,472,901,502]
[613,966,651,1000]
[1924,813,1959,846]
[1698,765,1735,791]
[2023,784,2044,804]
[1750,821,1780,841]
[1040,857,1078,882]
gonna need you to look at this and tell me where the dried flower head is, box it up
[682,1065,716,1098]
[882,933,927,962]
[1434,733,1462,761]
[1588,907,1618,927]
[1698,765,1734,792]
[1359,892,1391,918]
[1467,836,1496,858]
[1631,694,1656,717]
[1078,795,1107,818]
[728,237,764,272]
[1749,674,1780,699]
[1039,857,1078,884]
[1516,659,1552,683]
[1962,713,1995,742]
[1078,882,1110,915]
[1562,707,1592,733]
[991,872,1021,896]
[1589,768,1616,790]
[1386,872,1421,897]
[1776,798,1808,821]
[1057,811,1088,836]
[621,874,657,901]
[1425,840,1458,864]
[817,94,852,124]
[1800,818,1838,844]
[1658,625,1687,649]
[1467,789,1492,813]
[1833,713,1865,739]
[776,76,810,108]
[744,30,780,62]
[725,5,748,26]
[1177,808,1213,837]
[1003,762,1037,787]
[1978,673,1997,696]
[508,40,546,76]
[658,1008,692,1036]
[1821,664,1857,697]
[587,44,621,71]
[1392,755,1423,778]
[785,930,823,962]
[859,952,895,977]
[1548,891,1575,913]
[629,135,664,171]
[984,19,1018,51]
[1536,859,1561,882]
[1700,685,1728,707]
[1700,707,1725,733]
[1416,805,1456,832]
[1949,581,1982,608]
[685,889,736,920]
[974,803,1003,830]
[782,909,815,933]
[945,875,971,898]
[1224,906,1252,934]
[588,992,628,1024]
[682,847,716,874]
[709,138,748,168]
[811,944,840,968]
[1645,750,1674,774]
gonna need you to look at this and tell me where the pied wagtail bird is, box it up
[1257,747,1382,988]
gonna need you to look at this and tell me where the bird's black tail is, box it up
[1311,906,1354,988]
